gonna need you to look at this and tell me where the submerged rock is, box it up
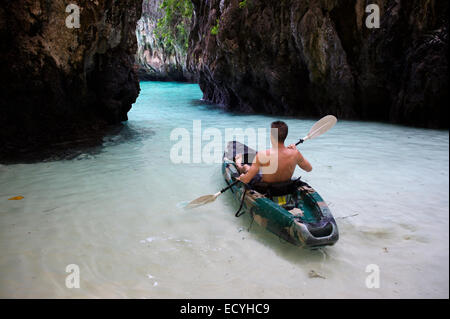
[187,0,449,128]
[308,270,326,279]
[0,0,142,158]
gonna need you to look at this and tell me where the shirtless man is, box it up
[236,121,312,185]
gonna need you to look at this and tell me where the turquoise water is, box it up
[0,81,448,298]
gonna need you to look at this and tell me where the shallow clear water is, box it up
[0,82,448,298]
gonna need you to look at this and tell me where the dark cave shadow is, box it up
[0,123,155,165]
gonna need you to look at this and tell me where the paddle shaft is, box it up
[220,180,240,193]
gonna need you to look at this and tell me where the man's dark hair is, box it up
[271,121,288,143]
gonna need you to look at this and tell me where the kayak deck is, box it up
[222,141,339,248]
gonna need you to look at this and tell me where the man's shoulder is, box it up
[286,146,300,155]
[287,147,301,161]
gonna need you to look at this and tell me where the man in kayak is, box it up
[236,121,312,185]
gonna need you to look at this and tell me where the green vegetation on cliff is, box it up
[211,19,220,36]
[239,0,248,9]
[153,0,193,54]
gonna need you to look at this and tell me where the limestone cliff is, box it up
[0,0,142,156]
[135,0,194,81]
[187,0,449,128]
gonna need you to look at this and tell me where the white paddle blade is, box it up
[305,115,337,140]
[186,192,221,209]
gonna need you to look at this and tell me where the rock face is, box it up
[188,0,449,128]
[136,0,194,82]
[0,0,142,155]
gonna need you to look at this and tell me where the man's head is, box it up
[271,121,288,144]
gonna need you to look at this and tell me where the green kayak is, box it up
[222,141,339,248]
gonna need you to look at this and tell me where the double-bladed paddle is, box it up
[186,115,337,209]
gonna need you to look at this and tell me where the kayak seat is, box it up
[251,178,306,211]
[251,178,304,197]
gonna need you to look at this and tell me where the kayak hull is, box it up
[222,141,339,248]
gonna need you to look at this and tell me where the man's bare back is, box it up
[236,121,312,185]
[236,144,312,184]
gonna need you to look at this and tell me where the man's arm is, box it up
[238,154,261,184]
[297,151,312,172]
[288,145,312,172]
